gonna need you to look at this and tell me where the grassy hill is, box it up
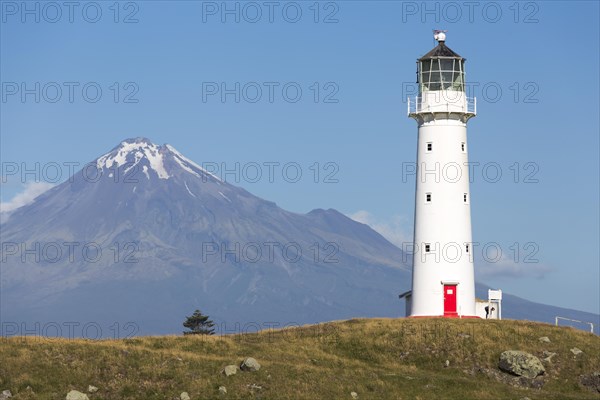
[0,318,599,399]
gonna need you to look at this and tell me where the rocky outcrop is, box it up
[223,365,238,376]
[66,390,89,400]
[240,357,261,372]
[498,351,545,379]
[580,372,600,393]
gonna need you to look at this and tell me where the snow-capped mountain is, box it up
[1,138,597,336]
[0,138,412,335]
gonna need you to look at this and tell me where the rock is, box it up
[580,372,600,393]
[180,392,191,400]
[0,390,12,399]
[218,386,227,395]
[351,391,359,399]
[87,385,98,393]
[520,398,531,400]
[247,384,262,391]
[240,357,261,372]
[222,365,237,376]
[66,390,90,400]
[570,347,583,356]
[538,336,550,343]
[498,351,545,379]
[444,360,450,368]
[542,351,557,363]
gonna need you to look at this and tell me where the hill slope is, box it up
[1,318,599,399]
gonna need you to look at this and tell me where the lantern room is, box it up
[417,32,465,93]
[408,31,475,118]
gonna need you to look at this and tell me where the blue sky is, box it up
[1,1,599,314]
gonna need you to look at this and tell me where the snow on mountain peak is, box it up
[165,144,222,182]
[95,138,221,182]
[96,138,170,179]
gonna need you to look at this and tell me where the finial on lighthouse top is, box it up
[433,30,447,43]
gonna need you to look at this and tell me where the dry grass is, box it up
[0,318,599,399]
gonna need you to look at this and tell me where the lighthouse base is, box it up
[408,315,481,319]
[399,290,481,319]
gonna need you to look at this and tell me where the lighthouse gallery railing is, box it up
[407,96,476,116]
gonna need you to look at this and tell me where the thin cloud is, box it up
[0,182,54,222]
[475,253,553,279]
[349,210,412,248]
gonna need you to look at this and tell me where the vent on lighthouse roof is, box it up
[419,31,464,60]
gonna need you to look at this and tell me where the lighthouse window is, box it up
[465,244,469,253]
[463,193,468,203]
[442,71,453,85]
[426,142,433,152]
[426,193,432,202]
[461,142,465,152]
[440,59,453,70]
[421,60,431,72]
[452,72,461,90]
[420,58,465,92]
[425,244,431,253]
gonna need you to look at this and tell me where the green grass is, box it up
[1,318,599,399]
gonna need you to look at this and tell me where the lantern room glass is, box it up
[419,58,465,92]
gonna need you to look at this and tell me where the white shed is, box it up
[475,289,502,319]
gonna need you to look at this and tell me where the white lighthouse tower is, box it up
[403,32,477,318]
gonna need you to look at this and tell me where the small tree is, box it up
[183,309,215,335]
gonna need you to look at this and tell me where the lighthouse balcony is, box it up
[408,93,476,117]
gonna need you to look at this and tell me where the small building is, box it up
[475,289,503,319]
[398,290,412,317]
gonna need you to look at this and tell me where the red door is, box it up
[444,285,457,316]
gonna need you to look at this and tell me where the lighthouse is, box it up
[402,32,477,318]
